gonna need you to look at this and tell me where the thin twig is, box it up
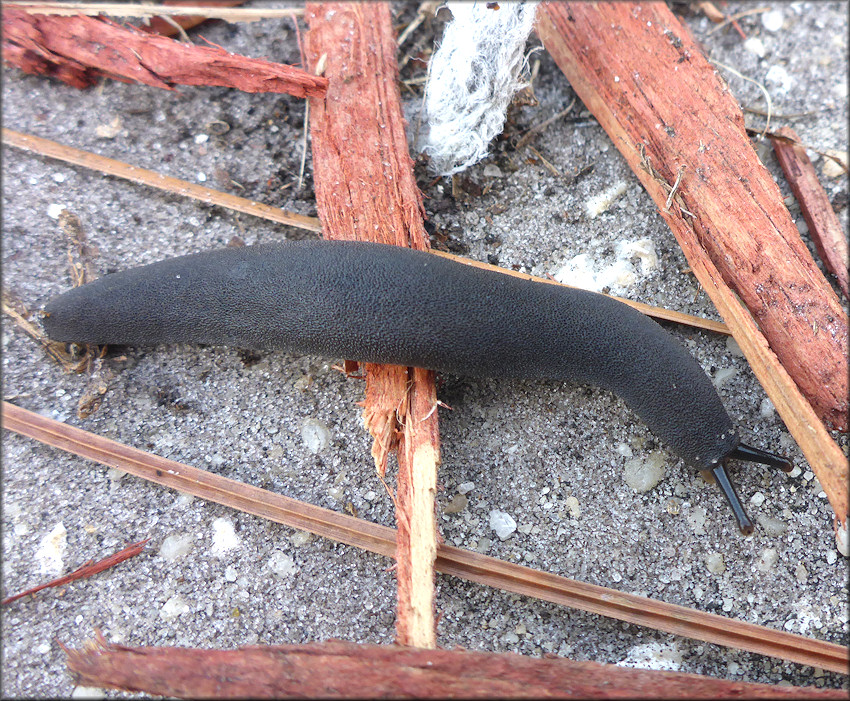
[706,6,772,36]
[2,539,149,605]
[3,2,303,21]
[710,59,773,138]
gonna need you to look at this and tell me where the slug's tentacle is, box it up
[42,240,792,533]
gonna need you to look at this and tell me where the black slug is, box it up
[43,240,792,533]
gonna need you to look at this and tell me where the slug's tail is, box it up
[712,443,794,535]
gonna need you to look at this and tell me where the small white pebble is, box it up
[757,548,779,573]
[160,594,190,620]
[722,598,734,612]
[836,523,849,557]
[211,517,239,555]
[743,37,766,58]
[623,452,666,493]
[489,510,517,540]
[761,8,785,32]
[565,496,581,518]
[725,336,745,357]
[159,533,194,562]
[289,531,313,547]
[705,552,725,575]
[458,481,475,494]
[224,565,238,582]
[711,366,738,388]
[483,164,503,178]
[268,551,297,578]
[759,397,775,418]
[826,550,837,565]
[327,486,344,502]
[756,514,787,537]
[52,172,67,184]
[196,171,207,182]
[47,203,68,220]
[749,492,766,507]
[71,687,106,699]
[194,133,209,144]
[301,418,331,454]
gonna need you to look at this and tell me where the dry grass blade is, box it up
[4,401,847,674]
[2,129,322,233]
[2,2,303,21]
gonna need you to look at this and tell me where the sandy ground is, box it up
[2,2,848,697]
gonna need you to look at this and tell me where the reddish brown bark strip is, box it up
[771,126,849,298]
[6,401,848,674]
[535,3,849,527]
[303,3,439,648]
[536,2,848,432]
[2,539,148,606]
[64,638,846,699]
[2,8,327,96]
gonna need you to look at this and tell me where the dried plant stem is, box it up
[3,2,303,21]
[2,129,322,232]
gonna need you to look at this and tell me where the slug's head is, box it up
[708,444,794,535]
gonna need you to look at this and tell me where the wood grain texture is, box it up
[2,7,327,95]
[64,638,847,699]
[304,2,439,648]
[536,2,847,432]
[536,1,848,526]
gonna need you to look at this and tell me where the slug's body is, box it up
[43,240,791,532]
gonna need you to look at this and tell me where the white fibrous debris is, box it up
[553,238,657,293]
[489,510,517,540]
[585,181,629,218]
[421,1,538,175]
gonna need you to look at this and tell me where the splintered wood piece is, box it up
[535,2,848,431]
[771,126,849,298]
[2,8,328,96]
[303,3,439,648]
[63,638,847,699]
[536,2,849,526]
